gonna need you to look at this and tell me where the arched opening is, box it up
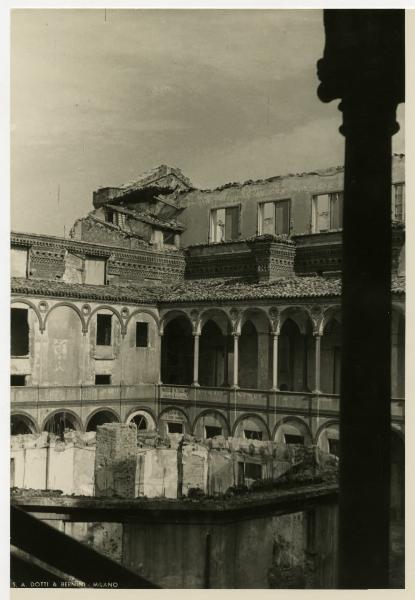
[239,321,258,389]
[193,411,230,439]
[234,415,269,441]
[278,318,311,392]
[316,422,340,456]
[199,320,229,387]
[321,319,342,394]
[126,410,157,435]
[11,414,37,435]
[161,316,193,385]
[390,430,404,521]
[86,410,119,432]
[391,312,405,398]
[274,418,312,446]
[159,408,189,437]
[43,411,80,436]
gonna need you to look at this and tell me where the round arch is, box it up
[87,305,124,335]
[159,406,191,436]
[232,413,271,441]
[159,309,193,334]
[314,420,340,455]
[239,307,272,334]
[11,298,43,330]
[43,302,86,333]
[125,408,157,432]
[198,308,232,336]
[85,408,120,432]
[273,416,312,446]
[192,410,230,439]
[42,409,83,434]
[320,305,341,335]
[279,307,313,335]
[11,412,39,435]
[125,308,160,333]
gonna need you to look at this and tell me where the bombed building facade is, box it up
[10,156,405,512]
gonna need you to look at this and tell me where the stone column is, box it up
[157,331,163,385]
[271,333,279,391]
[317,9,403,588]
[192,333,200,387]
[313,333,322,394]
[232,333,239,389]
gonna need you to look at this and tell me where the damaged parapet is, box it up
[10,430,96,495]
[11,425,338,500]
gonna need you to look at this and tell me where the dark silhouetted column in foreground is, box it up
[317,10,404,589]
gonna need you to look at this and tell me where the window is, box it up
[96,314,112,346]
[244,462,262,480]
[312,192,343,232]
[11,308,29,356]
[11,375,26,386]
[258,199,290,235]
[95,374,111,385]
[85,257,106,285]
[392,183,405,222]
[205,426,222,439]
[244,429,262,441]
[284,433,304,445]
[136,322,149,347]
[163,231,175,245]
[167,422,183,434]
[210,206,240,243]
[328,438,340,457]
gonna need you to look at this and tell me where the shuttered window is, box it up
[210,206,240,242]
[258,199,291,235]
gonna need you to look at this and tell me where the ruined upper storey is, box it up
[11,155,405,285]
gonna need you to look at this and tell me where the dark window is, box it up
[136,322,149,347]
[11,308,29,356]
[244,429,262,441]
[163,231,175,245]
[167,422,183,434]
[205,426,222,439]
[11,458,15,487]
[105,209,115,224]
[11,375,26,386]
[328,438,340,457]
[96,314,112,345]
[245,462,262,480]
[284,433,304,445]
[131,414,148,431]
[95,374,111,385]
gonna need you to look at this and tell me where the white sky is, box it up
[11,9,405,236]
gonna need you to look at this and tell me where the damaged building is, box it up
[10,157,405,515]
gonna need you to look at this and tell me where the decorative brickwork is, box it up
[246,237,296,281]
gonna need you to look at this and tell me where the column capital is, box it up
[232,332,240,338]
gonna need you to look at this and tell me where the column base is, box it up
[191,382,200,388]
[313,389,321,395]
[230,384,240,390]
[270,387,279,392]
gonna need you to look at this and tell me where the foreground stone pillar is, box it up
[94,423,137,498]
[317,9,404,588]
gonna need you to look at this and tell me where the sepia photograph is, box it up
[9,7,405,590]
